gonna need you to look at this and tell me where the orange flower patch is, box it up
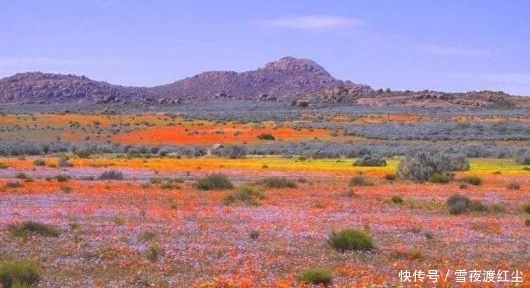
[112,125,330,145]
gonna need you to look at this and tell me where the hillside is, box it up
[151,56,370,100]
[0,72,151,104]
[0,56,528,108]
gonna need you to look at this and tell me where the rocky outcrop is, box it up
[0,72,151,104]
[151,56,368,100]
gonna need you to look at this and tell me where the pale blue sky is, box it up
[1,0,529,95]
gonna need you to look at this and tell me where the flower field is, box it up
[1,154,529,287]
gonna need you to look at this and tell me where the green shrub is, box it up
[145,245,163,262]
[74,149,93,158]
[3,181,22,189]
[461,175,482,186]
[524,204,530,214]
[0,162,8,169]
[428,173,451,184]
[391,247,424,260]
[54,174,71,182]
[59,185,72,193]
[297,268,333,286]
[447,194,471,215]
[223,185,265,206]
[32,158,46,167]
[424,230,434,240]
[15,172,28,180]
[98,170,124,180]
[195,173,234,190]
[384,173,396,181]
[525,218,530,226]
[234,185,264,203]
[113,216,126,226]
[138,231,157,242]
[0,260,42,288]
[391,195,404,204]
[260,177,296,188]
[328,228,374,252]
[57,157,72,168]
[249,230,260,240]
[470,200,488,212]
[490,203,506,214]
[213,145,247,159]
[515,149,530,165]
[348,175,373,186]
[353,154,387,167]
[8,221,60,237]
[160,181,180,190]
[508,181,520,190]
[149,177,163,184]
[397,152,469,182]
[257,133,275,140]
[297,177,308,183]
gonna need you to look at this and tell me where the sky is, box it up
[1,0,529,95]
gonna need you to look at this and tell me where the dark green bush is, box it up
[424,230,434,240]
[74,149,93,158]
[57,156,72,168]
[525,218,530,226]
[213,145,247,159]
[508,181,520,190]
[0,162,8,169]
[0,260,42,288]
[297,268,333,286]
[249,230,260,240]
[15,172,28,180]
[145,245,163,262]
[490,203,506,214]
[59,185,72,193]
[348,175,373,186]
[54,174,71,182]
[391,195,404,204]
[195,173,234,190]
[353,154,387,167]
[260,177,296,188]
[8,221,60,237]
[223,185,265,206]
[447,194,471,215]
[397,152,469,182]
[328,228,374,252]
[160,181,180,190]
[257,133,275,140]
[524,204,530,214]
[461,175,482,186]
[138,231,157,242]
[384,173,396,181]
[97,170,124,180]
[428,173,452,184]
[32,158,46,167]
[3,181,22,189]
[470,200,488,212]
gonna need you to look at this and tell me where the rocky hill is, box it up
[0,57,367,104]
[151,56,370,100]
[0,56,528,108]
[0,72,150,104]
